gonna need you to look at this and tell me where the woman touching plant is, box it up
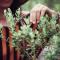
[0,0,60,60]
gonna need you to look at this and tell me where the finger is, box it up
[46,9,52,17]
[30,11,36,24]
[36,10,40,23]
[40,8,46,17]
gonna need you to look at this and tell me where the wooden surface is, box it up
[0,24,20,60]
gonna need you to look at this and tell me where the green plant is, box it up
[4,8,60,60]
[44,33,60,60]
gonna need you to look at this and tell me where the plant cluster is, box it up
[0,8,60,60]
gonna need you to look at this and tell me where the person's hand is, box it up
[30,4,57,24]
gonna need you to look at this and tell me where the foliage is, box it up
[45,33,60,60]
[2,8,60,60]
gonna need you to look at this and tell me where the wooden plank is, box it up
[2,27,7,60]
[0,37,2,60]
[9,31,14,60]
[16,50,20,60]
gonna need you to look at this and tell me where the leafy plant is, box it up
[45,33,60,60]
[3,8,60,60]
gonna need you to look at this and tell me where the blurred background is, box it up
[21,0,60,12]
